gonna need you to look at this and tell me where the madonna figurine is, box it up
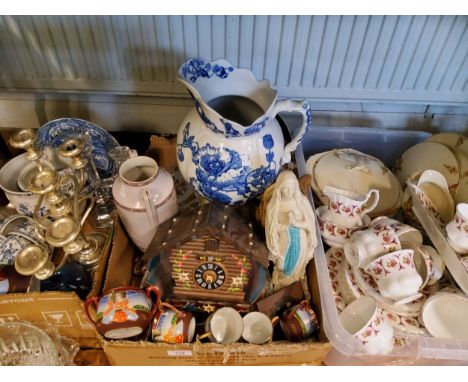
[265,171,317,291]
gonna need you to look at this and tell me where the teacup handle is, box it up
[272,99,312,165]
[146,285,162,318]
[159,302,186,317]
[271,316,280,328]
[362,189,379,215]
[198,332,212,341]
[84,296,99,326]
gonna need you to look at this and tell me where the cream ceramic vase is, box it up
[112,156,178,251]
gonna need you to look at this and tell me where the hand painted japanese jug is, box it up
[176,58,312,205]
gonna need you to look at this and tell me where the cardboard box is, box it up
[0,218,132,348]
[103,340,331,366]
[95,226,331,365]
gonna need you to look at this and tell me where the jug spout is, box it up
[177,57,278,138]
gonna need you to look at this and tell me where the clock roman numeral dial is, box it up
[193,262,225,290]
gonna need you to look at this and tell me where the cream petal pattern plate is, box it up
[394,141,460,199]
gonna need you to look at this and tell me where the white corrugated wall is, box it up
[0,16,466,132]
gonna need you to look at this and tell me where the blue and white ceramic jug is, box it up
[176,58,312,205]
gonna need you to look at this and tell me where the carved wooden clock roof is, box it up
[144,201,269,268]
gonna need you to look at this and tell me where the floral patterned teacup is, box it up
[364,249,423,305]
[152,304,196,344]
[370,217,423,246]
[339,296,394,355]
[344,222,401,268]
[446,203,468,254]
[85,286,161,339]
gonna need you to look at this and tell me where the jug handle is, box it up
[142,189,160,226]
[272,100,312,165]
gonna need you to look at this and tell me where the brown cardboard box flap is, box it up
[0,217,127,349]
[102,219,138,291]
[102,338,331,366]
[0,291,98,343]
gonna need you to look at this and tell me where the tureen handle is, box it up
[272,100,312,165]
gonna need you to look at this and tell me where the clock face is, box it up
[194,262,225,290]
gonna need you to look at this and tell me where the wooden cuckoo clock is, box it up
[142,201,270,312]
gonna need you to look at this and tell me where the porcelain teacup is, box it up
[446,203,468,254]
[363,249,423,304]
[339,296,394,355]
[344,222,401,268]
[242,312,279,344]
[0,215,52,258]
[370,217,423,246]
[406,243,445,289]
[200,307,244,344]
[279,300,319,342]
[152,304,196,344]
[84,286,162,340]
[322,186,379,228]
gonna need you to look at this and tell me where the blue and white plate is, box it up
[36,118,120,178]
